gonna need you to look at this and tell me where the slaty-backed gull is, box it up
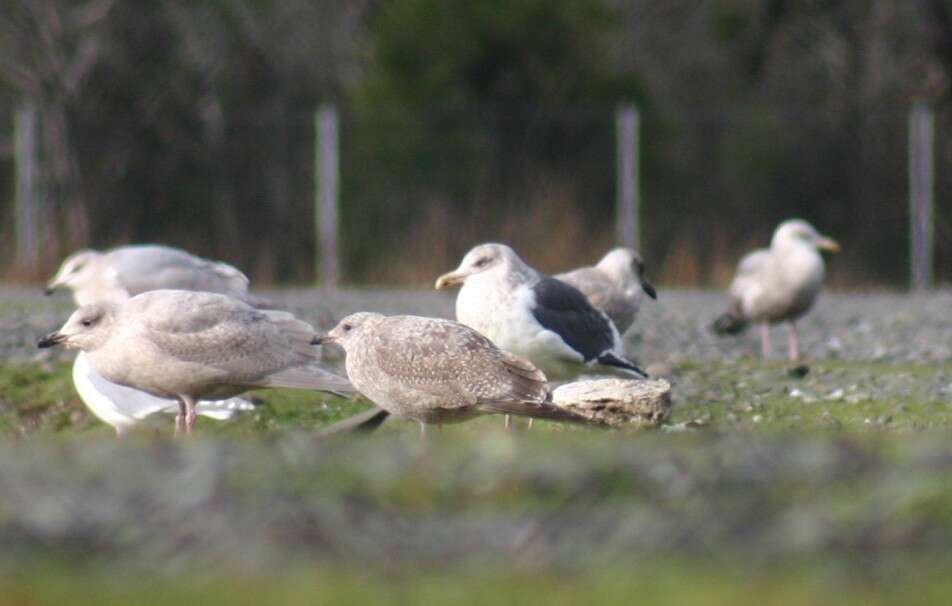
[556,247,657,334]
[435,243,647,379]
[712,219,839,360]
[39,290,352,435]
[316,312,588,434]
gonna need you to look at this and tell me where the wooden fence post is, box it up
[316,103,340,288]
[615,103,641,251]
[908,101,935,291]
[15,101,39,271]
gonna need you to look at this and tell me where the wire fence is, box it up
[1,101,950,287]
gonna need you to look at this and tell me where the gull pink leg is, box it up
[181,395,197,436]
[759,322,771,359]
[786,322,800,361]
[174,400,187,438]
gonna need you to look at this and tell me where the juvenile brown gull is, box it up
[556,247,657,334]
[316,312,588,433]
[712,219,839,360]
[435,243,647,380]
[46,244,263,307]
[39,289,352,435]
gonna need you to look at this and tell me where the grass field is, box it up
[0,288,949,604]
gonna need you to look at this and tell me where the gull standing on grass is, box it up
[711,219,839,361]
[39,290,352,436]
[556,247,657,335]
[45,244,266,307]
[73,351,255,436]
[435,243,647,380]
[316,312,589,435]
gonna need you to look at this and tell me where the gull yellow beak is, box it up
[435,271,465,290]
[817,237,841,253]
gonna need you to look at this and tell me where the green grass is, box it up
[1,357,948,437]
[5,557,952,606]
[1,357,950,604]
[668,358,952,433]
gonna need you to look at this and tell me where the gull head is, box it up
[315,312,386,349]
[597,248,657,300]
[38,302,117,351]
[45,250,102,295]
[773,219,840,253]
[435,243,527,289]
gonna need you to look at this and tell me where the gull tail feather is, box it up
[264,367,354,395]
[192,396,256,420]
[316,407,390,437]
[711,311,748,335]
[478,400,591,424]
[596,352,648,378]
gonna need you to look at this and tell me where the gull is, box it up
[712,219,840,360]
[45,244,265,307]
[556,247,657,334]
[435,243,647,380]
[316,312,588,434]
[39,290,352,435]
[73,351,254,436]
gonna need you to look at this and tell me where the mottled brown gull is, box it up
[435,243,647,379]
[46,244,263,307]
[39,289,352,435]
[556,247,657,334]
[316,312,588,433]
[712,219,839,360]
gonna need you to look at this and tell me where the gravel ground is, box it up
[3,285,950,365]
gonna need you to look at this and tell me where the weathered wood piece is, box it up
[550,378,671,429]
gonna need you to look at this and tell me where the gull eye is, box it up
[81,319,93,327]
[342,323,353,332]
[473,257,489,268]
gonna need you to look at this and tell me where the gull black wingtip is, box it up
[43,287,55,296]
[642,281,658,300]
[596,352,650,379]
[37,332,65,348]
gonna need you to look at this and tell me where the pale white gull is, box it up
[39,289,353,436]
[73,351,254,436]
[46,244,264,307]
[712,219,839,360]
[435,243,647,379]
[556,247,657,334]
[316,312,588,434]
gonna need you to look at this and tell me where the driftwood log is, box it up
[550,378,672,429]
[318,378,672,436]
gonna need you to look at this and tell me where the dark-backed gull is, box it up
[435,243,647,379]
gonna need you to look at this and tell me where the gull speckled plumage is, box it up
[39,289,352,435]
[319,312,587,428]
